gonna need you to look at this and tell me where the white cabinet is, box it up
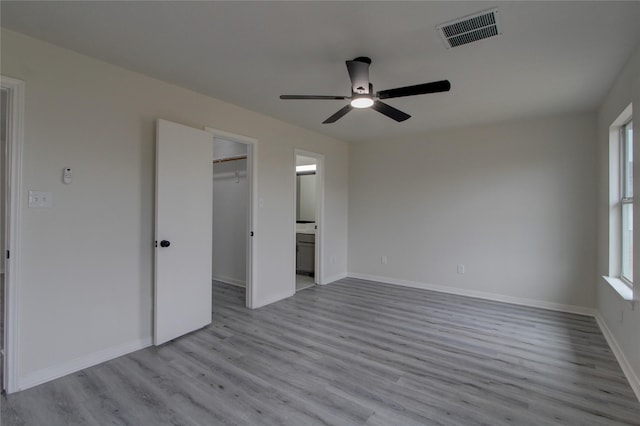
[296,233,315,276]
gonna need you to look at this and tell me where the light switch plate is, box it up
[28,191,53,208]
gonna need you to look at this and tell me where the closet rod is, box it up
[213,155,248,164]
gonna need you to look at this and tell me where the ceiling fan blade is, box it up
[377,80,451,99]
[346,57,372,93]
[371,101,411,122]
[323,104,353,124]
[280,95,348,100]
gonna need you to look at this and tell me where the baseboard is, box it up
[16,337,152,393]
[213,275,246,288]
[252,289,295,309]
[320,272,348,285]
[347,272,596,317]
[595,312,640,402]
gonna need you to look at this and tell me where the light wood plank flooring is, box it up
[2,278,639,425]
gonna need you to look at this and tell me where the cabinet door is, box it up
[296,235,316,273]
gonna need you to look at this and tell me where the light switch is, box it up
[28,191,53,208]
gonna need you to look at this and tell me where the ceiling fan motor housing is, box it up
[352,57,372,94]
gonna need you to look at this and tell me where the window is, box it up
[620,120,633,285]
[605,104,634,300]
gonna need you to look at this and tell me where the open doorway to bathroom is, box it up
[294,151,323,292]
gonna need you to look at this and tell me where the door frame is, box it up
[205,127,257,309]
[1,75,25,394]
[294,149,325,288]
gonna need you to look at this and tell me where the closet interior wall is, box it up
[212,138,248,287]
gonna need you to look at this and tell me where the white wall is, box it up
[212,139,248,286]
[349,112,597,311]
[0,28,348,390]
[213,138,247,160]
[596,42,640,395]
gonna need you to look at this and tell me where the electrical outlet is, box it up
[381,256,388,265]
[457,264,465,274]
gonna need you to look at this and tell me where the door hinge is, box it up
[154,241,158,248]
[250,231,254,237]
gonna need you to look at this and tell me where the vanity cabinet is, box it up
[296,233,315,276]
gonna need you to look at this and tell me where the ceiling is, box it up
[2,1,640,143]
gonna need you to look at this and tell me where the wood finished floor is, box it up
[2,278,639,425]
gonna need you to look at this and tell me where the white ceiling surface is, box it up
[2,1,640,143]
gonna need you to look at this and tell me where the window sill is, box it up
[602,276,634,302]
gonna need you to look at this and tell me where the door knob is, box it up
[160,240,171,248]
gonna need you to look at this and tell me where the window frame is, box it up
[619,119,633,287]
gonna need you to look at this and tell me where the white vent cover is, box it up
[437,8,501,49]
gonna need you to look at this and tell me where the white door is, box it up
[155,119,213,345]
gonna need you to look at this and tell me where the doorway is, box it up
[207,128,256,309]
[294,150,323,292]
[1,86,7,391]
[212,138,248,287]
[1,76,24,394]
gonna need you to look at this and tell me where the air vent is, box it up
[437,8,501,49]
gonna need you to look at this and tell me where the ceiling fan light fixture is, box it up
[350,96,374,109]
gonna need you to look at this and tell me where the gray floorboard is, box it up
[2,278,639,425]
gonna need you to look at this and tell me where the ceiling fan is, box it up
[280,56,451,124]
